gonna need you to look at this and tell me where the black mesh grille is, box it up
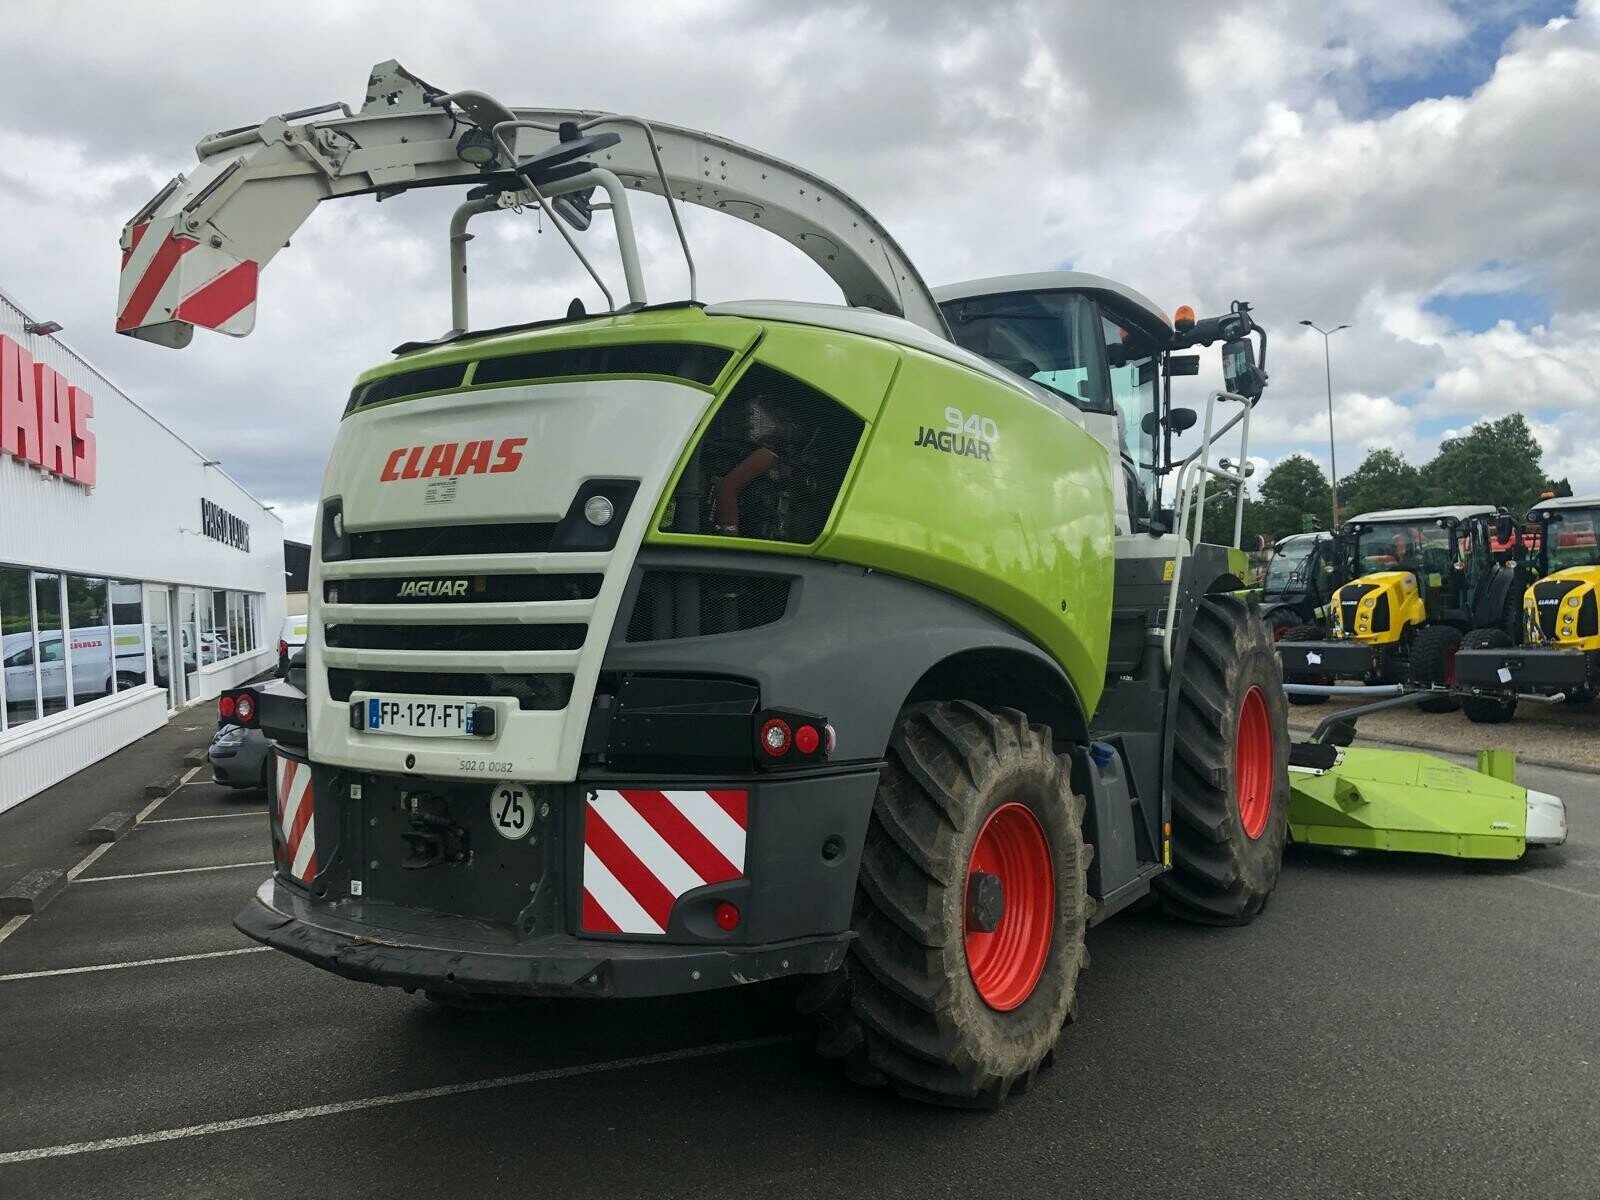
[325,574,602,605]
[626,572,792,642]
[326,668,572,710]
[324,624,586,652]
[1370,592,1390,633]
[660,363,865,545]
[1338,582,1376,632]
[1582,591,1598,639]
[1534,579,1584,639]
[472,343,732,389]
[348,523,556,559]
[346,364,469,414]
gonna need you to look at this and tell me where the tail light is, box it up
[218,694,236,720]
[279,639,288,658]
[754,708,830,769]
[219,687,260,728]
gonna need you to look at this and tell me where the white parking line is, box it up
[0,945,271,983]
[0,916,29,948]
[0,1034,804,1163]
[77,862,272,884]
[1511,875,1600,900]
[143,811,267,825]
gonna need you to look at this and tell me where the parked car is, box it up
[3,624,148,711]
[209,691,272,790]
[276,615,307,677]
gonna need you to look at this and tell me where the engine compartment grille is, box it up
[347,522,556,559]
[325,574,602,605]
[626,571,792,641]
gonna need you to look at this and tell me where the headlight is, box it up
[1568,595,1582,608]
[212,725,247,746]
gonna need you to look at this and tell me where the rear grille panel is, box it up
[472,342,732,389]
[327,668,574,711]
[348,523,556,559]
[325,624,587,652]
[346,364,469,415]
[325,574,602,605]
[626,571,792,642]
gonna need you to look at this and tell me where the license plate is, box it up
[359,694,483,738]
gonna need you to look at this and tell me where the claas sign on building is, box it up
[0,333,97,487]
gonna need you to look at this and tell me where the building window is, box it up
[110,581,146,693]
[34,572,66,718]
[1,564,38,730]
[66,574,114,706]
[195,588,262,667]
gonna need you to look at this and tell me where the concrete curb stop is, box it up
[0,868,67,916]
[86,811,136,843]
[144,772,184,800]
[184,748,207,768]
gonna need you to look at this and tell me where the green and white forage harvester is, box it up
[116,61,1560,1106]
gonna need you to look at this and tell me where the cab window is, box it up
[1102,315,1160,518]
[940,291,1112,414]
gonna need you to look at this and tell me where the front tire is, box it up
[1409,625,1462,713]
[1459,629,1517,724]
[812,701,1090,1107]
[1156,595,1290,925]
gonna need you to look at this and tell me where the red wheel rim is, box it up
[964,802,1054,1012]
[1235,686,1274,840]
[1272,624,1289,642]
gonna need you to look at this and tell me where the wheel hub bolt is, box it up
[967,871,1005,933]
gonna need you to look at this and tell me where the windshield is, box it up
[940,291,1113,414]
[1264,542,1319,594]
[1351,521,1455,576]
[1545,509,1600,571]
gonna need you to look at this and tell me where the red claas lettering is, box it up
[378,437,527,481]
[1,335,42,466]
[69,386,96,487]
[35,363,73,477]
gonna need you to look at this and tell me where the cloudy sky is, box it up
[2,0,1596,540]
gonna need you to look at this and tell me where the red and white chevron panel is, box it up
[117,220,259,336]
[581,789,749,935]
[274,756,318,886]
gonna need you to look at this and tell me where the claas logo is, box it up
[379,437,526,481]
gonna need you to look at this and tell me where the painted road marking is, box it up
[143,810,267,824]
[0,945,271,983]
[1511,875,1600,900]
[0,916,29,948]
[77,862,272,884]
[0,1035,805,1163]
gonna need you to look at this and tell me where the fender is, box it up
[1473,564,1520,631]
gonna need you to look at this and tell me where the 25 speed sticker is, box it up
[489,782,533,839]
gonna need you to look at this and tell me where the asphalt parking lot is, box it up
[2,743,1598,1200]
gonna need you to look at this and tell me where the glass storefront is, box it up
[0,561,261,736]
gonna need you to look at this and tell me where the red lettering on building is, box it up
[0,334,95,487]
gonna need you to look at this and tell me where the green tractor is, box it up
[118,61,1289,1107]
[1276,505,1528,710]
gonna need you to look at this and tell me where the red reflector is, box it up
[795,724,820,755]
[715,901,740,931]
[236,693,256,725]
[278,640,288,657]
[218,694,236,718]
[759,718,791,757]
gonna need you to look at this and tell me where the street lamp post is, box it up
[1299,319,1350,528]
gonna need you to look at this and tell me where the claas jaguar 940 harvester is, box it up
[117,61,1287,1106]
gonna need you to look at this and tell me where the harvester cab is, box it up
[1455,495,1600,721]
[1277,505,1526,709]
[117,58,1296,1107]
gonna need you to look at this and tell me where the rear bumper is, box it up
[236,879,848,998]
[1277,639,1390,680]
[1456,647,1591,691]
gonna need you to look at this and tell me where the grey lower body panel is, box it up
[1456,647,1591,690]
[236,879,849,999]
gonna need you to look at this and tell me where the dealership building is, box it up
[1,286,285,813]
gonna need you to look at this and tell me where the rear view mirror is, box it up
[1222,338,1265,401]
[1167,407,1198,434]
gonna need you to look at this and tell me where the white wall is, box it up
[0,286,287,813]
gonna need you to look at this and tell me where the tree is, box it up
[1340,448,1422,518]
[1420,413,1546,513]
[1253,454,1332,540]
[1543,477,1574,499]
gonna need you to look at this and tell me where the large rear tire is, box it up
[1155,595,1290,925]
[1459,628,1518,724]
[1409,625,1462,713]
[809,701,1090,1107]
[1278,622,1330,705]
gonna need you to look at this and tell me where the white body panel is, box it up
[1524,788,1567,846]
[310,378,714,782]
